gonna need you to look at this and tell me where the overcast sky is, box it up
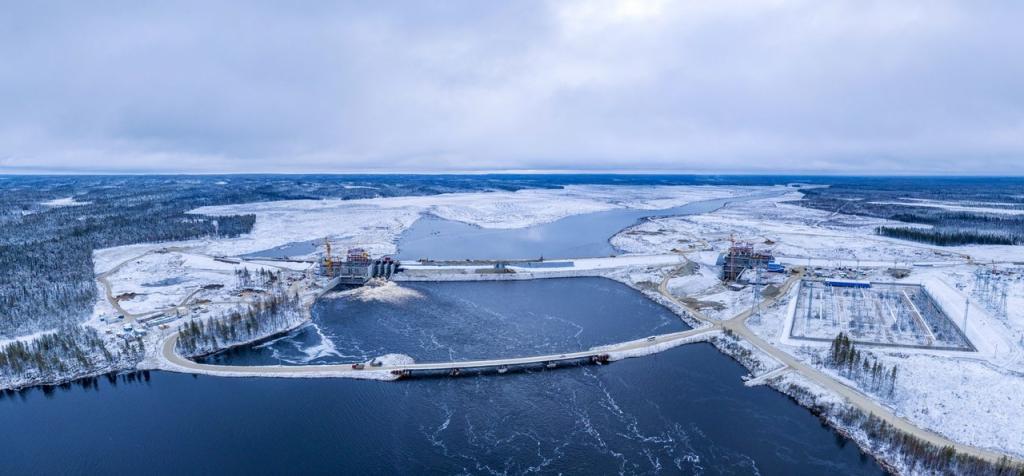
[1,1,1022,175]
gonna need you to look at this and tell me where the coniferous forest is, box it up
[796,178,1024,247]
[0,174,571,339]
[823,332,898,398]
[175,289,303,358]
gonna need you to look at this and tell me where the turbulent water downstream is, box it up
[201,279,687,366]
[188,278,884,474]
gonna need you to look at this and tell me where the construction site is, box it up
[791,280,974,350]
[717,238,781,282]
[319,240,401,287]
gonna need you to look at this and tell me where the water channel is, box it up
[396,192,779,261]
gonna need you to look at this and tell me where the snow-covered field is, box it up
[40,196,91,207]
[880,353,1024,456]
[627,193,1024,457]
[188,185,771,258]
[102,251,292,315]
[610,192,1011,266]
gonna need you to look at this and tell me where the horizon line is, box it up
[2,169,1024,178]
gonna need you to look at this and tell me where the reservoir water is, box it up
[396,192,778,261]
[241,238,321,259]
[241,190,780,260]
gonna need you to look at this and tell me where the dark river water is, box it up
[0,344,882,475]
[201,278,686,365]
[184,278,885,475]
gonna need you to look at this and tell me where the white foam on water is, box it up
[329,281,425,304]
[370,353,415,366]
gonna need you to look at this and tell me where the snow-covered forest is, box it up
[797,178,1024,246]
[0,326,145,389]
[783,381,1023,476]
[175,291,304,358]
[820,333,898,398]
[876,225,1021,246]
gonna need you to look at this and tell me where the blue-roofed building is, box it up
[824,279,871,288]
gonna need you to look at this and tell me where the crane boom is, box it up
[324,238,334,277]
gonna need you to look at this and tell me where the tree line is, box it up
[235,268,281,289]
[783,382,1023,476]
[876,226,1018,246]
[797,182,1024,247]
[0,326,145,387]
[176,291,303,357]
[824,332,898,398]
[834,405,1024,476]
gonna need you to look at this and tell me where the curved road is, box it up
[159,327,713,377]
[657,261,1018,464]
[97,248,291,325]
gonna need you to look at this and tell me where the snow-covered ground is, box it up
[102,251,294,315]
[189,185,772,257]
[40,196,91,207]
[666,266,719,296]
[612,192,988,266]
[880,353,1024,456]
[623,192,1024,457]
[869,199,1024,216]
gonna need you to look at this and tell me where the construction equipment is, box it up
[323,238,334,277]
[721,235,775,282]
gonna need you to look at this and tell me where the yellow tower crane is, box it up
[324,238,334,277]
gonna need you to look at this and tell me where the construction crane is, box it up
[323,238,334,277]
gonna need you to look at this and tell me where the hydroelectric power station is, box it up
[319,239,401,291]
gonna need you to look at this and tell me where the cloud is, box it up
[0,0,1022,174]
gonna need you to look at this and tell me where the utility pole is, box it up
[963,296,969,335]
[752,264,762,320]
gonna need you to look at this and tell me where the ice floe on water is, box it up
[299,323,346,362]
[370,353,415,366]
